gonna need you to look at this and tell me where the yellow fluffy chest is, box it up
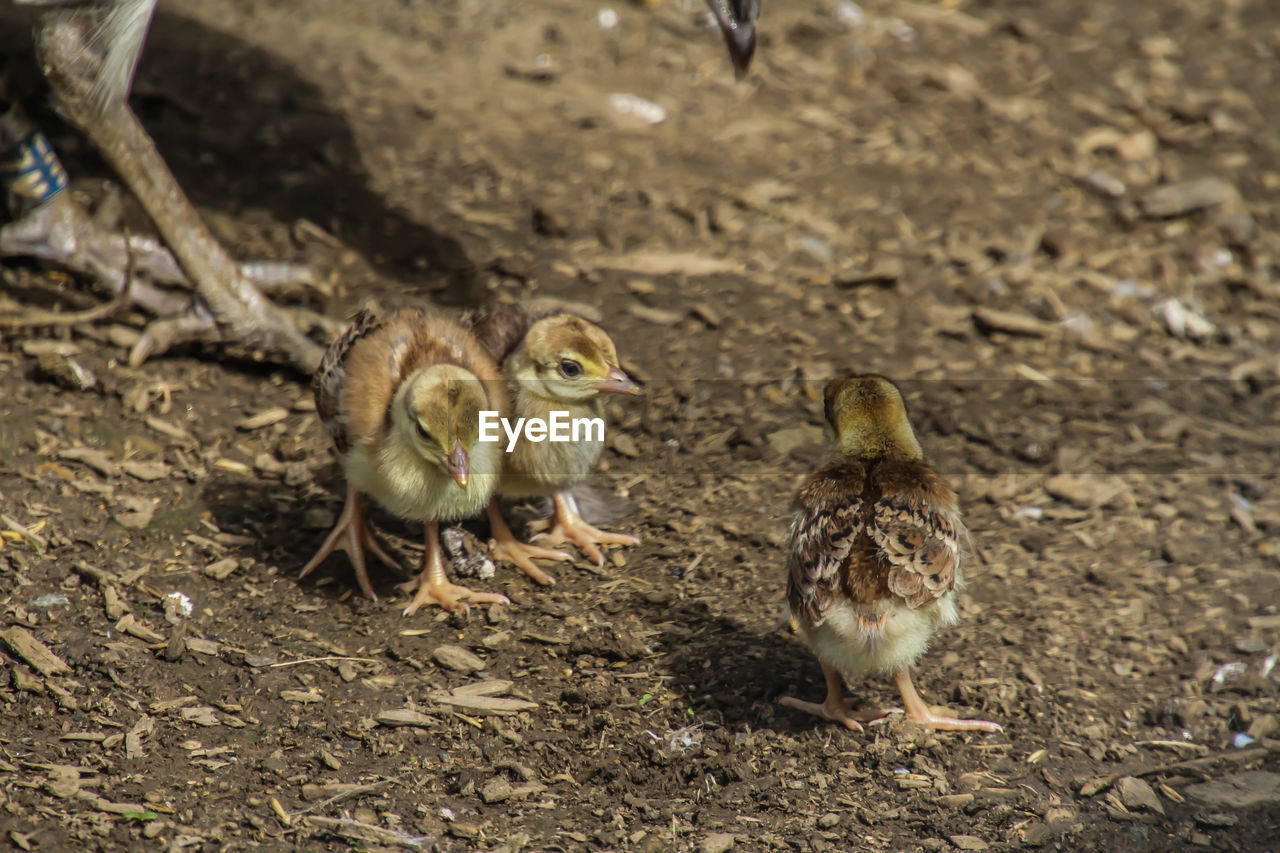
[344,437,499,523]
[499,398,603,497]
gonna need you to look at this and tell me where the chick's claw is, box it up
[486,500,570,585]
[533,492,639,567]
[399,577,509,615]
[299,486,398,601]
[779,695,865,732]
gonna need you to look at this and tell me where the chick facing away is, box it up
[781,374,1001,733]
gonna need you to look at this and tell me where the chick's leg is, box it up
[532,491,639,567]
[299,485,400,600]
[485,500,571,586]
[780,662,889,732]
[401,521,510,615]
[892,670,1002,733]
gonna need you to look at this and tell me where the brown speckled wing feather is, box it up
[467,305,540,364]
[871,491,961,609]
[786,461,866,626]
[313,309,382,453]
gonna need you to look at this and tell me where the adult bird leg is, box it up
[26,14,326,372]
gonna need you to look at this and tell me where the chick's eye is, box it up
[558,360,582,378]
[415,421,432,442]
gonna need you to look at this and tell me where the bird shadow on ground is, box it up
[646,595,849,734]
[198,469,419,608]
[0,9,479,310]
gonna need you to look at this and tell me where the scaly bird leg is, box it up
[33,18,324,372]
[532,491,639,567]
[298,485,399,600]
[400,521,510,615]
[780,661,898,732]
[485,499,571,586]
[892,669,1002,733]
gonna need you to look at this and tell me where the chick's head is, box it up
[517,314,640,402]
[823,373,923,461]
[400,364,490,487]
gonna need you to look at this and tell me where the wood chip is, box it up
[213,458,253,475]
[432,694,538,716]
[57,447,120,478]
[452,679,513,697]
[120,460,170,481]
[628,303,685,326]
[0,514,48,550]
[144,416,198,445]
[1116,776,1165,814]
[375,708,436,728]
[180,706,221,726]
[280,690,322,703]
[236,407,290,430]
[432,644,486,673]
[1138,177,1240,218]
[203,557,240,580]
[184,638,220,657]
[590,251,743,277]
[115,613,164,643]
[0,627,71,676]
[972,307,1054,337]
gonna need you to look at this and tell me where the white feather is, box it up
[84,0,159,107]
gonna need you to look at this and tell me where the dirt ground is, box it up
[2,0,1279,850]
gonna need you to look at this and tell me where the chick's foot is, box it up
[893,670,1002,733]
[299,486,399,600]
[532,491,639,567]
[486,500,570,586]
[400,521,509,615]
[780,662,900,732]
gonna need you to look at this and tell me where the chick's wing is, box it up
[787,462,866,626]
[871,490,961,609]
[314,309,383,453]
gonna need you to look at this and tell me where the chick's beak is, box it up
[445,441,470,488]
[596,366,642,396]
[706,0,758,78]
